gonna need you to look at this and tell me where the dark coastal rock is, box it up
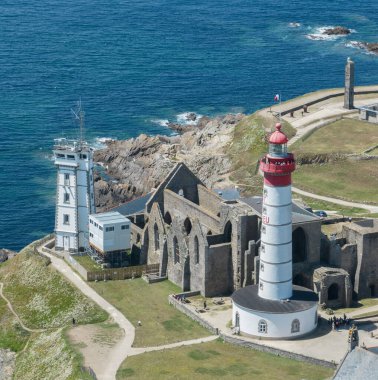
[166,122,193,133]
[323,26,351,35]
[94,113,245,211]
[348,41,378,56]
[0,249,17,262]
[360,42,378,55]
[186,112,197,121]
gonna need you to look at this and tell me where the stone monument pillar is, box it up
[344,58,355,109]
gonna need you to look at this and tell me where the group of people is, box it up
[328,314,351,330]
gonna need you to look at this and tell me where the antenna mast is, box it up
[71,98,85,146]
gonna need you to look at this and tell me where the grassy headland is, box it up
[228,112,296,193]
[0,241,108,380]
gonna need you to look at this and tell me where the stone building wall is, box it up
[204,242,232,297]
[197,185,222,216]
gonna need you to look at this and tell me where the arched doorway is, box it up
[292,227,307,263]
[328,283,339,301]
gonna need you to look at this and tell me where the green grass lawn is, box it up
[0,297,30,352]
[291,119,378,154]
[228,113,295,191]
[74,254,104,271]
[116,339,334,380]
[332,298,378,315]
[293,159,378,204]
[90,278,209,347]
[0,243,108,329]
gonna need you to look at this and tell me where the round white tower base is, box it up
[232,285,318,339]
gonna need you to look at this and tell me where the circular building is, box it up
[232,284,318,339]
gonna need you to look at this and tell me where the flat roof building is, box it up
[89,211,131,266]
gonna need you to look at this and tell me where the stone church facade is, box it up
[121,163,378,307]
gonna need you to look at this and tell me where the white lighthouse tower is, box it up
[54,106,95,253]
[231,123,318,339]
[259,122,294,300]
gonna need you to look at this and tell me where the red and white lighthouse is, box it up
[258,123,295,300]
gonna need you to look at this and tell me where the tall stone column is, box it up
[344,58,355,109]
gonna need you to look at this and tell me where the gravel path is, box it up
[291,187,378,213]
[38,244,216,380]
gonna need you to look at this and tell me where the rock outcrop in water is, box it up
[323,26,351,35]
[349,41,378,56]
[94,113,245,211]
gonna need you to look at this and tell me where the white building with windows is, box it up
[54,138,95,252]
[89,211,131,257]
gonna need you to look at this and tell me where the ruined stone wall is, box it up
[204,243,232,297]
[164,189,220,233]
[197,184,221,216]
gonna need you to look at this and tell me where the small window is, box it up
[262,226,266,234]
[259,282,263,290]
[261,244,265,252]
[291,319,300,333]
[99,226,103,231]
[262,206,267,214]
[89,232,93,238]
[258,320,267,334]
[121,225,129,230]
[106,226,114,232]
[67,155,75,160]
[57,153,65,158]
[260,263,264,272]
[94,222,98,227]
[64,173,70,185]
[80,154,87,159]
[90,219,93,224]
[64,193,70,203]
[63,214,70,225]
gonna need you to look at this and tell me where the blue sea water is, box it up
[0,0,377,250]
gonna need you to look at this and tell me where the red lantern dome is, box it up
[269,123,288,145]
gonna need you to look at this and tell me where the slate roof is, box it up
[232,284,318,313]
[333,348,378,380]
[240,196,319,224]
[112,192,153,216]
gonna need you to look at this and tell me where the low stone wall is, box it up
[87,263,160,281]
[168,294,219,335]
[219,334,337,369]
[281,88,378,116]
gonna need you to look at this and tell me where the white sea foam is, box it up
[176,112,202,125]
[306,26,355,41]
[288,22,301,28]
[92,137,116,150]
[151,119,169,127]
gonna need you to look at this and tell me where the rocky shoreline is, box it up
[94,113,245,211]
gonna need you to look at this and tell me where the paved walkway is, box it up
[37,244,217,379]
[38,247,136,380]
[291,187,378,213]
